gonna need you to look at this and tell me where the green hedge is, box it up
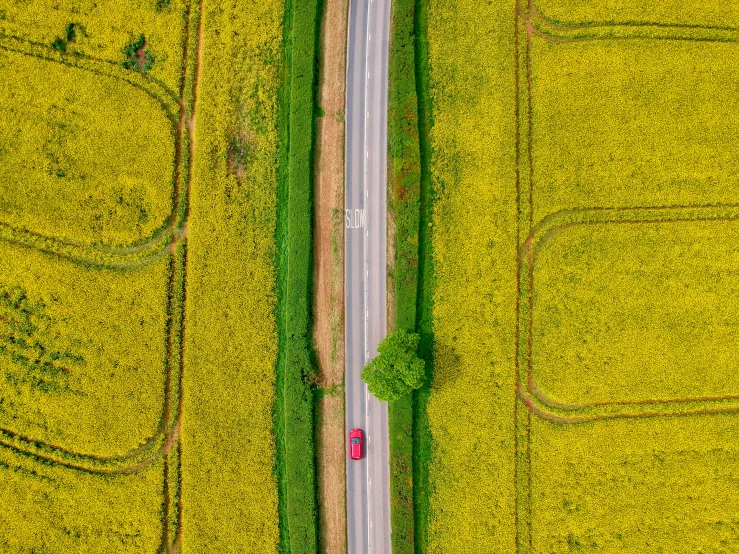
[276,0,322,553]
[388,0,423,552]
[412,0,435,551]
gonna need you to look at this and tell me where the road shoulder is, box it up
[312,0,350,551]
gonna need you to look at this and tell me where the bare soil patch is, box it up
[312,0,349,551]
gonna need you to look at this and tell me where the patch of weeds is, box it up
[51,22,84,53]
[122,35,155,74]
[0,286,85,396]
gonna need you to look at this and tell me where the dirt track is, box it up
[312,0,349,551]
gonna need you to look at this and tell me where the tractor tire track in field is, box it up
[0,8,199,525]
[513,6,739,550]
[0,35,187,267]
[522,1,738,44]
[518,207,739,422]
[0,0,205,550]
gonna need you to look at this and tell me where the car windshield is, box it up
[351,438,360,444]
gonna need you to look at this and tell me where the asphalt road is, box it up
[344,0,392,552]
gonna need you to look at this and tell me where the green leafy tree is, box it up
[361,329,426,401]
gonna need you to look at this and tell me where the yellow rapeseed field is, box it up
[0,0,188,91]
[181,0,282,551]
[1,0,284,548]
[532,220,739,406]
[529,37,739,222]
[0,240,169,457]
[530,415,739,550]
[425,0,739,552]
[424,0,518,551]
[0,48,175,246]
[0,445,166,552]
[533,0,735,28]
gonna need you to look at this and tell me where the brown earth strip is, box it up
[312,0,350,552]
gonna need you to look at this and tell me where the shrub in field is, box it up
[122,34,155,74]
[0,48,175,246]
[362,330,426,402]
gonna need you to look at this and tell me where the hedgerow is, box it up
[388,0,423,549]
[274,0,321,552]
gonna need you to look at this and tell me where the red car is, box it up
[350,429,363,460]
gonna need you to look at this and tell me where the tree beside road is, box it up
[362,329,426,401]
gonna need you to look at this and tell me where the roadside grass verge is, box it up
[275,0,322,553]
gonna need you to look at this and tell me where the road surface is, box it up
[344,0,392,552]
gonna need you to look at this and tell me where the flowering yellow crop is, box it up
[534,0,735,28]
[0,47,175,247]
[0,0,188,91]
[0,0,282,550]
[0,241,169,458]
[181,0,283,550]
[425,0,739,552]
[0,446,166,552]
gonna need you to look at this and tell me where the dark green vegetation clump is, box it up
[122,35,154,74]
[362,330,426,402]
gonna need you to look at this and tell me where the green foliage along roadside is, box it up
[275,0,321,552]
[390,0,422,332]
[388,0,430,554]
[362,330,426,402]
[388,0,423,549]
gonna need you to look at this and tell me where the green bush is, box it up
[122,35,154,74]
